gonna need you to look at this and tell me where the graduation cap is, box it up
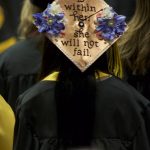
[33,0,127,72]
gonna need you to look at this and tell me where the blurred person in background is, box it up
[0,0,45,111]
[0,0,22,52]
[119,0,150,100]
[105,0,136,22]
[0,95,15,150]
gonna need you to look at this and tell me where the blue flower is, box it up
[33,3,65,37]
[96,8,126,41]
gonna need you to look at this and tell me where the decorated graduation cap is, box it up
[32,0,127,72]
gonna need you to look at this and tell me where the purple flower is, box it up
[33,3,65,37]
[96,8,127,41]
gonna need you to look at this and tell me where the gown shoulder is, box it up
[14,77,150,150]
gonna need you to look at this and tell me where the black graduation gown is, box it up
[125,72,150,101]
[0,37,42,111]
[14,76,150,150]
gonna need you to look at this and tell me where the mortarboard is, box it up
[33,0,127,72]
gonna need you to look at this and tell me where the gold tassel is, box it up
[108,42,123,79]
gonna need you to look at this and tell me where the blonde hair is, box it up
[119,0,150,75]
[18,0,42,39]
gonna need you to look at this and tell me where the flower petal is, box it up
[33,1,65,37]
[55,13,65,20]
[115,15,126,24]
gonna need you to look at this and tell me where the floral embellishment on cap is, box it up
[33,0,65,37]
[95,7,126,42]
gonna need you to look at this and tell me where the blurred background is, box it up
[0,0,22,52]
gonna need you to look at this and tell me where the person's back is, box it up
[0,0,44,110]
[14,72,150,150]
[13,0,150,149]
[0,37,42,110]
